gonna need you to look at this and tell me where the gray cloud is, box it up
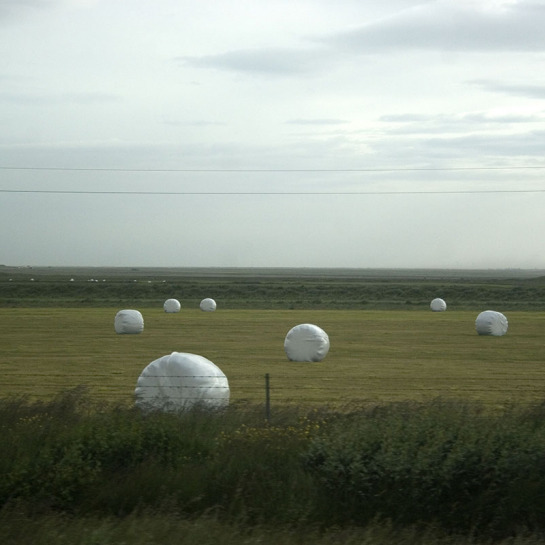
[325,1,545,53]
[0,0,56,21]
[468,79,545,99]
[179,47,331,76]
[380,114,430,123]
[0,91,122,105]
[286,118,348,126]
[178,2,545,81]
[460,112,543,124]
[373,129,545,163]
[379,112,543,134]
[161,119,227,128]
[428,129,545,156]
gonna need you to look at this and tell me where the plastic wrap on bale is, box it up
[284,323,330,362]
[163,298,181,313]
[475,310,508,336]
[200,298,217,312]
[430,298,447,312]
[114,309,144,334]
[135,352,229,412]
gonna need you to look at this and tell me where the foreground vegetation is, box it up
[3,391,545,544]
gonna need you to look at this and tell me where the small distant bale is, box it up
[134,352,230,412]
[200,298,217,312]
[284,323,330,362]
[430,298,447,312]
[475,310,508,336]
[114,309,144,334]
[163,298,181,313]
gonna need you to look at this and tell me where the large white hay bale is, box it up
[475,310,508,336]
[114,309,144,334]
[163,298,181,313]
[430,298,447,312]
[200,298,217,312]
[284,323,330,362]
[134,352,229,412]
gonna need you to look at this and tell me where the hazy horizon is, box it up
[3,264,544,280]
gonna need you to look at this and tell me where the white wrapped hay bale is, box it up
[284,323,330,362]
[475,310,508,336]
[135,352,229,412]
[163,298,181,313]
[200,298,217,312]
[114,309,144,334]
[430,298,447,312]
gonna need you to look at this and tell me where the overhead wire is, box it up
[1,164,544,195]
[1,165,545,172]
[1,189,544,195]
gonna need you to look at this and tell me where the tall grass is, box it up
[8,512,545,545]
[3,389,545,543]
[6,512,545,545]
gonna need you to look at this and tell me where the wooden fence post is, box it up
[265,373,271,422]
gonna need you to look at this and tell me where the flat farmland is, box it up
[1,307,544,408]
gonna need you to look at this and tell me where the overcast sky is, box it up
[1,0,545,269]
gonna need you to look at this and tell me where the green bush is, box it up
[0,390,227,512]
[203,419,321,524]
[4,391,545,539]
[303,401,545,535]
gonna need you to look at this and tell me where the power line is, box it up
[0,189,544,195]
[1,165,545,173]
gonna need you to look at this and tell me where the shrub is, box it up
[5,392,545,539]
[0,390,225,512]
[205,418,321,524]
[303,401,545,535]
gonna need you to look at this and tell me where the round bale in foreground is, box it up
[134,352,229,412]
[200,298,217,311]
[114,309,144,334]
[430,298,447,312]
[475,310,508,336]
[163,298,181,313]
[284,323,330,362]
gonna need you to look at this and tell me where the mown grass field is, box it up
[2,307,545,409]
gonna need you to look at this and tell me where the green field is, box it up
[2,307,544,408]
[3,268,545,544]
